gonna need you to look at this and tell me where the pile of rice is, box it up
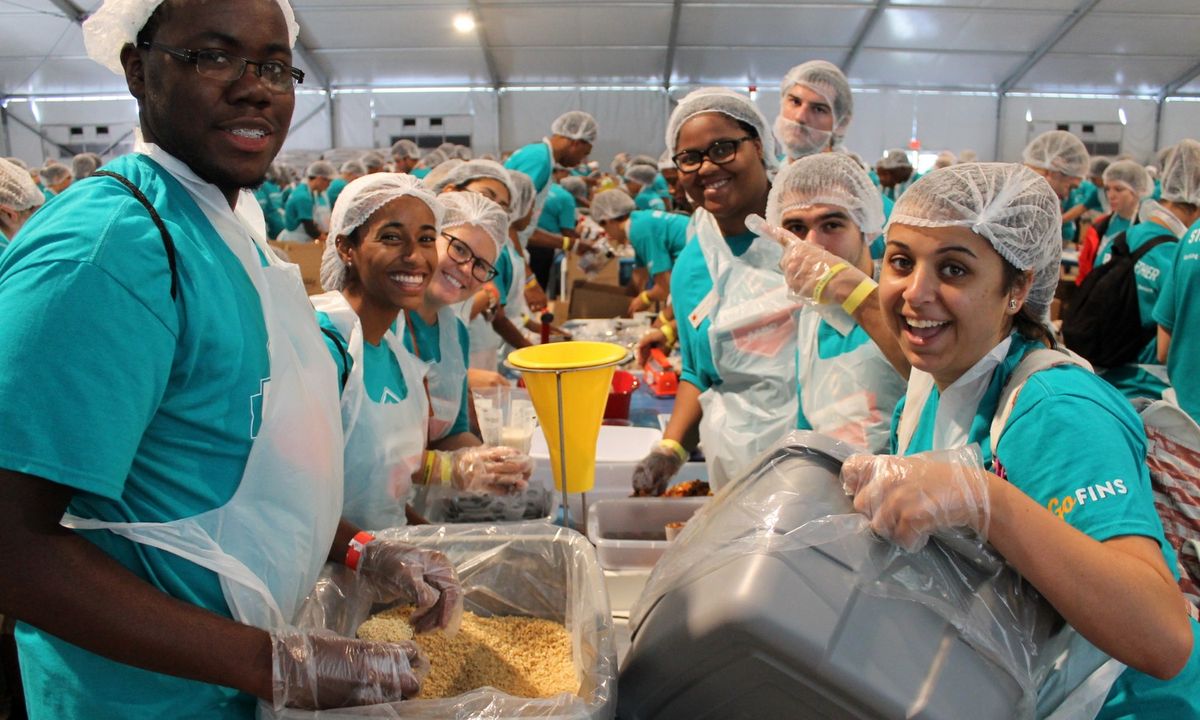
[357,607,578,700]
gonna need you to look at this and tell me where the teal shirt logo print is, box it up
[250,377,270,439]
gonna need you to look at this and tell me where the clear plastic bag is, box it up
[265,523,617,719]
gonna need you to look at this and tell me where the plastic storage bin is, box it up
[266,523,616,720]
[585,497,708,570]
[618,432,1110,720]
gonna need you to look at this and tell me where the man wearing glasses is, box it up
[0,0,448,717]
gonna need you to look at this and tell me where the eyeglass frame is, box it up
[442,232,498,283]
[672,136,755,173]
[137,41,305,93]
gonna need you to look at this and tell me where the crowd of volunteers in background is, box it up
[0,0,1197,718]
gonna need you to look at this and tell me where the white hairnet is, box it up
[40,164,73,185]
[657,149,674,171]
[320,173,444,292]
[1145,165,1159,180]
[877,149,912,170]
[339,160,366,177]
[591,188,637,223]
[5,157,29,171]
[886,163,1062,322]
[959,149,978,163]
[1102,159,1151,198]
[83,0,299,75]
[451,145,473,161]
[1159,139,1200,205]
[440,190,510,256]
[0,158,45,211]
[391,139,420,160]
[935,151,957,169]
[766,152,885,239]
[560,176,589,204]
[420,159,465,194]
[1022,130,1089,179]
[666,87,778,170]
[418,149,448,170]
[551,111,599,144]
[507,170,536,221]
[1088,157,1111,179]
[624,164,658,186]
[360,152,387,171]
[72,153,101,179]
[610,152,630,177]
[774,60,853,159]
[306,160,336,179]
[438,159,516,205]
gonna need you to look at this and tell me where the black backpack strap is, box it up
[1129,234,1176,264]
[92,170,179,300]
[319,325,350,390]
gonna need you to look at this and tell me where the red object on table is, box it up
[643,347,678,397]
[603,370,640,421]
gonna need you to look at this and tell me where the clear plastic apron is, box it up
[63,155,343,630]
[311,292,430,532]
[423,306,467,442]
[276,189,329,243]
[694,209,801,490]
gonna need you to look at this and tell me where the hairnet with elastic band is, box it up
[1088,157,1111,179]
[420,159,464,194]
[624,164,658,186]
[766,152,884,239]
[40,164,73,185]
[339,160,366,176]
[1022,130,1090,179]
[438,160,516,206]
[666,87,777,170]
[306,161,336,179]
[83,0,299,75]
[1158,139,1200,205]
[551,111,599,144]
[507,170,536,221]
[440,191,510,256]
[320,173,444,292]
[560,176,589,205]
[0,158,45,211]
[885,163,1062,322]
[774,61,853,159]
[1102,160,1151,198]
[591,189,636,223]
[391,139,420,160]
[878,149,912,170]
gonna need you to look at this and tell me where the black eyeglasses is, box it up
[444,233,498,283]
[138,41,304,94]
[672,136,754,173]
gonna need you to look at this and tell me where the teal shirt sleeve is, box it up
[1152,242,1180,331]
[1135,240,1176,328]
[284,183,314,230]
[315,311,352,394]
[505,142,552,193]
[493,249,513,307]
[630,211,674,276]
[669,241,718,391]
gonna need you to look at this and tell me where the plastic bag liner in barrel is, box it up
[263,523,617,719]
[619,431,1116,720]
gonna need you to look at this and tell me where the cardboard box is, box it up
[268,240,325,295]
[569,280,632,319]
[564,251,621,294]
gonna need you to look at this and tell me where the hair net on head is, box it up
[339,160,366,176]
[306,160,336,179]
[451,145,473,161]
[624,164,658,186]
[507,170,536,221]
[83,0,299,75]
[439,190,510,256]
[320,173,444,292]
[360,152,387,171]
[41,164,72,185]
[886,163,1062,322]
[439,159,516,205]
[666,87,778,170]
[420,159,465,194]
[560,176,589,204]
[1159,138,1200,205]
[774,60,853,159]
[551,111,599,144]
[0,158,45,211]
[766,152,885,239]
[1145,165,1159,180]
[935,151,957,169]
[5,157,29,171]
[72,153,100,179]
[1022,130,1089,179]
[437,142,457,155]
[959,149,978,163]
[391,139,420,160]
[418,149,448,170]
[610,152,630,177]
[591,188,637,223]
[1102,160,1151,198]
[877,149,912,170]
[1088,157,1110,179]
[657,149,674,171]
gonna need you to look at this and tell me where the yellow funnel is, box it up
[507,342,628,494]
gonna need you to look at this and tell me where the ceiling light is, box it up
[453,13,476,33]
[1118,107,1127,126]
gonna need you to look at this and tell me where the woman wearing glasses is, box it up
[632,88,799,494]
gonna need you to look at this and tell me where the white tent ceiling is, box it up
[1,0,1199,100]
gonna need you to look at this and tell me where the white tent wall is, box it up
[282,92,334,154]
[498,89,670,166]
[3,98,137,165]
[1160,99,1200,150]
[837,90,999,166]
[998,95,1158,164]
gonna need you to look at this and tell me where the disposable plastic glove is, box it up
[357,540,464,634]
[270,629,429,710]
[745,214,875,308]
[631,441,686,496]
[448,445,533,494]
[840,446,992,553]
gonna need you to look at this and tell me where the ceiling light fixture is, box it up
[453,13,476,33]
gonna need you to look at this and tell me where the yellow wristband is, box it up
[812,262,849,304]
[438,452,453,486]
[657,311,670,326]
[525,276,539,289]
[660,322,676,346]
[638,291,651,305]
[659,438,689,463]
[562,236,571,251]
[421,450,436,485]
[841,278,879,315]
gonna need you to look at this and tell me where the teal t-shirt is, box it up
[892,335,1200,719]
[0,229,8,255]
[1076,180,1104,213]
[629,209,688,276]
[316,312,408,404]
[536,184,577,234]
[254,180,284,239]
[1153,218,1200,423]
[504,141,552,195]
[493,245,514,307]
[635,187,666,212]
[670,226,756,392]
[650,174,671,202]
[283,181,317,232]
[411,167,431,179]
[402,311,471,437]
[327,177,348,209]
[2,154,272,719]
[1095,222,1177,400]
[1061,193,1078,242]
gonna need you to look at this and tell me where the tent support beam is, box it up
[46,0,87,23]
[3,107,76,157]
[843,0,889,74]
[663,0,683,89]
[1152,59,1200,152]
[468,0,502,90]
[998,0,1101,95]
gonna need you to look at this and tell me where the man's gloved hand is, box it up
[356,540,464,634]
[270,629,429,710]
[449,445,533,494]
[632,440,687,496]
[746,213,875,308]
